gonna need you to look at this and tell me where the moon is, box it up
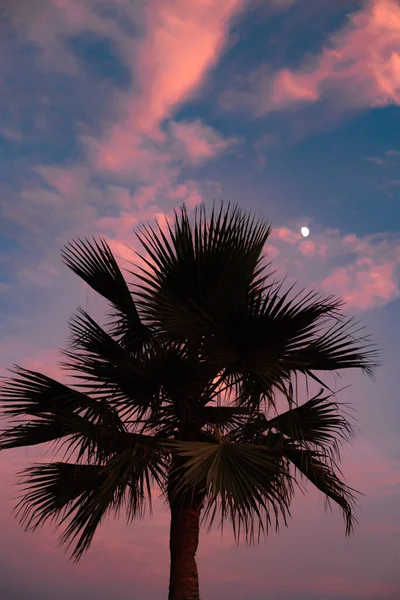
[301,226,310,237]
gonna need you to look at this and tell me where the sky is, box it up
[0,0,400,598]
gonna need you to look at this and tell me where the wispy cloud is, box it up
[222,0,400,118]
[87,0,244,176]
[365,156,386,165]
[5,0,133,74]
[168,119,238,166]
[129,0,244,132]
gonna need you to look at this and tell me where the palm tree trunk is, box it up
[168,498,201,600]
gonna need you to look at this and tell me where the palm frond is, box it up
[197,284,378,410]
[202,406,251,423]
[264,389,355,458]
[15,462,102,528]
[134,203,272,339]
[223,416,358,536]
[282,443,358,536]
[296,317,379,377]
[61,237,149,351]
[15,440,166,560]
[61,309,162,419]
[168,438,293,543]
[61,310,217,423]
[0,367,126,461]
[0,366,110,419]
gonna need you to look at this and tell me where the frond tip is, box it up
[61,237,149,350]
[283,445,359,536]
[264,389,356,459]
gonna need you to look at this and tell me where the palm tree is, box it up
[0,204,377,600]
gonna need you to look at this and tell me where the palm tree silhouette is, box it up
[0,204,377,600]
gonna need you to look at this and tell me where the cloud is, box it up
[4,0,112,74]
[222,0,400,117]
[298,239,327,258]
[267,226,400,311]
[4,0,137,75]
[7,0,244,128]
[5,0,242,177]
[90,118,238,177]
[365,156,386,165]
[321,259,399,310]
[132,0,244,132]
[0,1,241,252]
[1,0,242,284]
[88,0,244,175]
[271,227,302,245]
[168,119,238,166]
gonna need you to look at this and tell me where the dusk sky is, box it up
[1,1,400,599]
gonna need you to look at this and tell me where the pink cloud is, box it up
[6,0,129,74]
[271,0,400,111]
[346,450,400,497]
[130,0,243,133]
[225,0,400,117]
[163,179,209,208]
[322,261,399,310]
[265,226,400,311]
[270,227,301,245]
[0,341,64,380]
[298,240,328,258]
[87,0,243,176]
[94,178,217,241]
[7,0,239,180]
[270,68,320,109]
[168,119,237,166]
[23,350,66,381]
[92,119,236,177]
[2,163,107,239]
[35,165,89,196]
[264,243,280,260]
[1,1,239,276]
